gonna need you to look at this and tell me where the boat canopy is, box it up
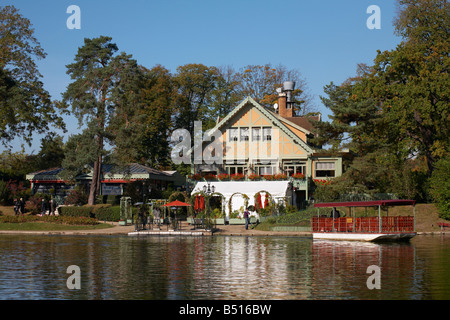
[314,200,416,208]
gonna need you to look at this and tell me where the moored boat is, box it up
[312,200,417,242]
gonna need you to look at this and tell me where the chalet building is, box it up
[26,163,185,197]
[190,82,350,211]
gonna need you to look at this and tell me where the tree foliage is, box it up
[312,0,449,201]
[62,36,141,205]
[0,5,65,147]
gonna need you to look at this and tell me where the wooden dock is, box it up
[128,229,212,236]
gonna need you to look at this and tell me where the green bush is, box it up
[430,155,450,220]
[93,206,121,222]
[58,206,94,218]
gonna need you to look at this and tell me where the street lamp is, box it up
[202,181,215,231]
[203,181,215,195]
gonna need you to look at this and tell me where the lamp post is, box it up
[202,181,215,230]
[203,181,215,195]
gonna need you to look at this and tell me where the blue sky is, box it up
[5,0,402,154]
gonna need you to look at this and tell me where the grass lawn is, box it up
[0,205,115,231]
[0,222,114,231]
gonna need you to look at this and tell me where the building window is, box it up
[315,162,336,178]
[284,162,306,176]
[252,127,261,141]
[263,127,272,141]
[257,166,275,175]
[227,166,245,175]
[240,127,249,141]
[229,128,238,142]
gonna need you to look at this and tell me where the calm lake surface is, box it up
[0,234,449,300]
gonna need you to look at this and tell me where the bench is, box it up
[437,222,450,231]
[193,218,204,230]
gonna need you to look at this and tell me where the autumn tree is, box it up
[0,5,65,147]
[237,64,314,115]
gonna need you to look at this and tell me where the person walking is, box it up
[19,198,25,215]
[49,199,55,216]
[13,199,20,215]
[244,208,250,230]
[41,199,47,216]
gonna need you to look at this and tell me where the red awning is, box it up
[314,200,416,208]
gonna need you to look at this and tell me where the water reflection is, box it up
[0,234,448,300]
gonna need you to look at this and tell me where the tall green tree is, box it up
[312,0,448,201]
[110,64,175,169]
[0,5,65,147]
[369,0,449,175]
[62,36,141,205]
[172,63,219,133]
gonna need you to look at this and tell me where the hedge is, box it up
[58,206,94,218]
[58,205,121,222]
[93,206,121,222]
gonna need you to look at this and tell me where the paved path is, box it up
[0,222,311,237]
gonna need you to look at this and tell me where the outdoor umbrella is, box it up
[162,200,191,229]
[162,200,191,207]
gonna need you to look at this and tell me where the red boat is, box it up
[312,200,416,241]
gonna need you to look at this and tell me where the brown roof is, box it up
[281,116,320,133]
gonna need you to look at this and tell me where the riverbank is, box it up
[0,203,448,236]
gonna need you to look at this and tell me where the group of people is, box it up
[13,198,57,216]
[40,199,57,216]
[13,198,25,215]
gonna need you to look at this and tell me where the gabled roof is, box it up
[205,96,315,154]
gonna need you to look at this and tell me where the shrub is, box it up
[93,206,121,222]
[58,206,94,218]
[430,155,450,220]
[64,187,88,206]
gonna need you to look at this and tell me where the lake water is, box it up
[0,234,449,300]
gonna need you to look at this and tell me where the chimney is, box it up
[277,81,295,118]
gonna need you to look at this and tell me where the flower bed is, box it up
[0,215,99,225]
[313,179,331,186]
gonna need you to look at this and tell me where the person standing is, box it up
[41,199,47,216]
[49,199,55,216]
[19,198,25,215]
[244,208,250,230]
[13,199,20,215]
